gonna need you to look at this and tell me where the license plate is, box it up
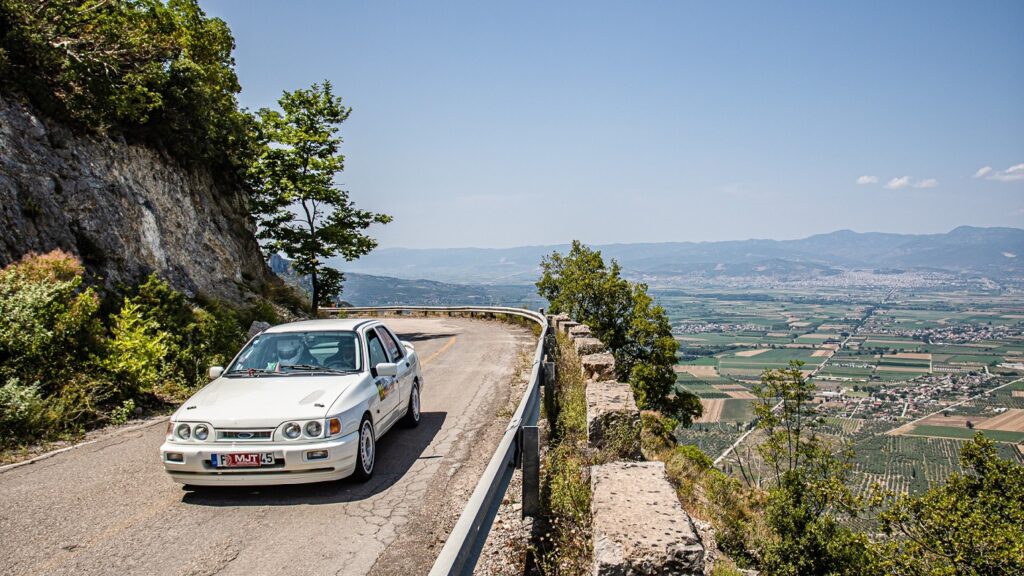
[212,453,275,468]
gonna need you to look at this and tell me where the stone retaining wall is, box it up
[550,313,705,575]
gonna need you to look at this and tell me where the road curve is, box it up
[0,317,534,576]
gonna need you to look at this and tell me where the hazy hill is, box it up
[269,254,540,307]
[330,226,1024,284]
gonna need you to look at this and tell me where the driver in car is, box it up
[270,335,315,371]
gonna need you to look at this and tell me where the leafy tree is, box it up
[741,362,875,576]
[875,433,1024,576]
[0,0,254,170]
[537,241,700,421]
[249,81,391,310]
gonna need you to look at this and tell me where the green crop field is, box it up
[902,425,1024,443]
[720,399,755,421]
[878,356,931,368]
[874,370,929,382]
[945,354,1002,365]
[818,366,875,378]
[678,356,718,366]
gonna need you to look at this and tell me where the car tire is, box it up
[402,383,421,428]
[353,415,375,482]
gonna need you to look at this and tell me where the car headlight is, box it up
[175,423,191,440]
[194,424,210,441]
[304,421,322,437]
[283,422,301,439]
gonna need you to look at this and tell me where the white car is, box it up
[160,318,423,486]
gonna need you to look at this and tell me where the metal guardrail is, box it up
[319,305,549,576]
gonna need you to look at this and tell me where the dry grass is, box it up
[918,415,973,427]
[734,349,768,358]
[977,409,1024,432]
[695,399,725,423]
[676,365,719,377]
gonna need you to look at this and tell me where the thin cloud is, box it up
[973,163,1024,182]
[884,176,912,190]
[856,175,878,185]
[884,176,937,190]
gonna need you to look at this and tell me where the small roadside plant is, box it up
[109,399,136,426]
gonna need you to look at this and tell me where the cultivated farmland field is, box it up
[662,287,1024,499]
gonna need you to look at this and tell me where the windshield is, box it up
[226,330,362,376]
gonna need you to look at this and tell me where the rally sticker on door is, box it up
[376,378,396,400]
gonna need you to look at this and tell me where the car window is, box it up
[376,326,404,361]
[366,330,389,369]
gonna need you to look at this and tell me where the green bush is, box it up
[126,275,244,394]
[0,250,102,394]
[0,378,47,445]
[109,399,135,426]
[710,560,744,576]
[103,300,169,397]
[0,254,249,449]
[640,410,679,457]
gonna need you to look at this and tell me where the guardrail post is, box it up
[543,361,557,420]
[521,425,539,518]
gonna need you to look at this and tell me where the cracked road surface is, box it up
[0,317,534,576]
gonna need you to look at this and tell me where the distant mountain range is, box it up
[330,226,1024,284]
[268,253,541,307]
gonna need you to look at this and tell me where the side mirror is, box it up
[208,366,224,380]
[374,363,398,377]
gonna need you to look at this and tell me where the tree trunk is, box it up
[311,269,319,312]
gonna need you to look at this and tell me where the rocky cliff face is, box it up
[0,92,273,302]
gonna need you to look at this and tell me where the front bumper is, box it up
[159,431,360,486]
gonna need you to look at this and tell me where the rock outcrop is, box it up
[0,92,274,302]
[586,379,641,458]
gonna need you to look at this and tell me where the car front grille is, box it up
[217,429,273,441]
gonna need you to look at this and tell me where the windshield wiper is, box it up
[279,364,353,374]
[227,368,274,377]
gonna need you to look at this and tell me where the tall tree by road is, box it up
[537,241,701,423]
[249,81,390,310]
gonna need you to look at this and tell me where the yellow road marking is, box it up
[422,337,457,366]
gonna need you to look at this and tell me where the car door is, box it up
[365,328,401,429]
[376,326,413,411]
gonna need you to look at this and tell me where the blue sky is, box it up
[204,0,1024,248]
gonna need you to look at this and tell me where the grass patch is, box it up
[534,331,591,575]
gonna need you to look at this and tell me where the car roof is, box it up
[263,318,380,334]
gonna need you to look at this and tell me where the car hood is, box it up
[177,373,363,428]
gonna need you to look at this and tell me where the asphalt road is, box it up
[0,317,534,576]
